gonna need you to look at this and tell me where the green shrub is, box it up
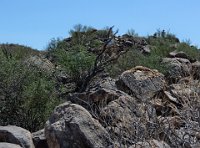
[54,45,95,78]
[0,43,40,60]
[0,49,59,132]
[20,69,59,131]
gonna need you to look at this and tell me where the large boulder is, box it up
[45,102,111,148]
[168,50,196,63]
[99,94,160,146]
[162,57,192,82]
[99,95,145,144]
[169,50,189,59]
[0,143,22,148]
[0,126,34,148]
[116,66,165,101]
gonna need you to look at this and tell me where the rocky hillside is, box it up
[0,26,200,147]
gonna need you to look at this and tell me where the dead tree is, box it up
[76,26,129,92]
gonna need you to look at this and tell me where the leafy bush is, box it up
[0,49,59,132]
[54,45,96,78]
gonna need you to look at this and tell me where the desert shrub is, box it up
[50,44,95,78]
[20,68,59,131]
[107,48,168,77]
[0,49,59,132]
[0,43,40,60]
[108,29,200,77]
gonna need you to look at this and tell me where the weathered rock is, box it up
[32,129,48,148]
[130,139,170,148]
[162,58,192,82]
[116,66,165,101]
[26,55,55,73]
[0,143,22,148]
[88,76,117,91]
[169,50,189,59]
[69,88,126,110]
[167,82,200,107]
[162,127,200,148]
[45,102,111,148]
[100,95,141,145]
[99,94,159,146]
[158,116,185,129]
[151,97,180,117]
[68,77,129,116]
[169,50,196,62]
[192,61,200,80]
[0,126,34,148]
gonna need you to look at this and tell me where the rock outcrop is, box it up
[162,57,192,82]
[2,51,200,147]
[45,102,111,148]
[169,50,189,59]
[0,126,34,148]
[116,66,165,101]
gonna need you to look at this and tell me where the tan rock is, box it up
[45,102,111,148]
[116,66,165,101]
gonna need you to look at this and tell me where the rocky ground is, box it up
[1,35,200,147]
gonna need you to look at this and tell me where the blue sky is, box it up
[0,0,199,50]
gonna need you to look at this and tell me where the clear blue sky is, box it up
[0,0,199,50]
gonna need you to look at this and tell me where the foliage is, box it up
[108,29,200,77]
[0,43,40,60]
[55,45,96,78]
[47,25,123,92]
[0,49,59,132]
[1,25,200,133]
